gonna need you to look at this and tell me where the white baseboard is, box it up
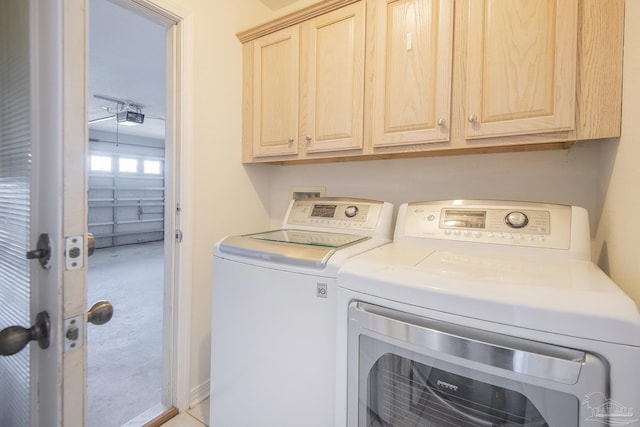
[190,380,210,408]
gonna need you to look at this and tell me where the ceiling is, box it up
[88,0,167,141]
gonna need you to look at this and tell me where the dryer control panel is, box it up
[400,200,578,251]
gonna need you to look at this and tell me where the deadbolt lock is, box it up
[26,233,52,270]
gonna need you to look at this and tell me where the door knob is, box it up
[63,301,114,351]
[87,300,114,325]
[0,311,50,356]
[87,233,96,257]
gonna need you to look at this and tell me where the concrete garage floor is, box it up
[87,241,164,427]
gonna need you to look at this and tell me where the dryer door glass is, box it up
[366,352,554,427]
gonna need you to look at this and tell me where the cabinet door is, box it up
[371,0,454,147]
[300,2,365,153]
[466,0,578,139]
[252,26,299,157]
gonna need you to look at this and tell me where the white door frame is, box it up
[136,0,196,411]
[149,0,196,411]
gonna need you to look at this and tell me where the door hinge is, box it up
[175,229,183,243]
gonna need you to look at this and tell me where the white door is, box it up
[0,0,88,426]
[1,0,192,424]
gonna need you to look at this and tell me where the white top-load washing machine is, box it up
[211,197,394,427]
[336,200,640,427]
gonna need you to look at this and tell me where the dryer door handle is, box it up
[350,302,585,385]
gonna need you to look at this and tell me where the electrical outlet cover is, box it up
[289,186,326,200]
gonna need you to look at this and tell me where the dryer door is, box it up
[346,302,608,427]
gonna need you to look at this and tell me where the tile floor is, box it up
[162,398,209,426]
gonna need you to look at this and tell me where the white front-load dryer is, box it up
[210,198,394,427]
[335,200,640,427]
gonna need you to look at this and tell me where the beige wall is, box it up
[180,0,321,403]
[185,0,639,405]
[594,1,640,306]
[268,142,603,230]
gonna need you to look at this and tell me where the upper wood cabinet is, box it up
[240,0,365,162]
[368,0,454,148]
[251,26,300,158]
[465,0,578,139]
[238,0,624,164]
[300,2,366,154]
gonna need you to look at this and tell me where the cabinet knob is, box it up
[468,114,477,123]
[287,137,294,144]
[305,135,312,144]
[437,118,446,127]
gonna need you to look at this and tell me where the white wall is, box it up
[182,0,640,405]
[594,1,640,306]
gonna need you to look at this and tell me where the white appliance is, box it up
[335,200,640,427]
[211,197,394,427]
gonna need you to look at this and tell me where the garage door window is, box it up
[119,157,138,173]
[144,160,161,175]
[91,155,112,172]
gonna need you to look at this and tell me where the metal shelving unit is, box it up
[88,156,165,248]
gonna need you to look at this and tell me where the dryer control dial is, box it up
[344,205,359,218]
[505,211,528,229]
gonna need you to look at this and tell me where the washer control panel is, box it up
[286,198,382,231]
[403,200,573,249]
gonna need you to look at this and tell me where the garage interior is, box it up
[86,0,170,425]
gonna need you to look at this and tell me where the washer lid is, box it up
[249,229,367,248]
[218,230,368,268]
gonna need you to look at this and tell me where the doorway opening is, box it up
[87,0,175,424]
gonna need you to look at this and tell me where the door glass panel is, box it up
[365,352,562,427]
[0,1,32,426]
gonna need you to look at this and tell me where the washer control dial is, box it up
[505,211,529,229]
[344,205,359,218]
